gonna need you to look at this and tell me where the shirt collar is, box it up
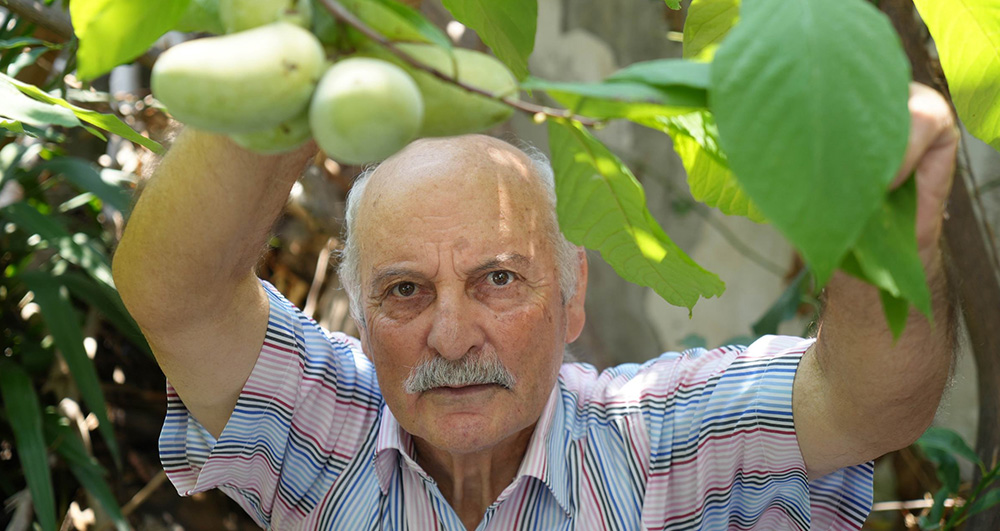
[372,385,572,516]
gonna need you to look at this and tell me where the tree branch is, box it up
[315,0,599,127]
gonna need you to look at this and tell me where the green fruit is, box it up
[220,0,310,32]
[175,0,225,34]
[152,22,325,134]
[230,111,312,154]
[309,58,423,165]
[367,43,517,136]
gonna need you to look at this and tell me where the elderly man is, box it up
[113,83,957,530]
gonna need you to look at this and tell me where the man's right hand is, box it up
[113,129,315,437]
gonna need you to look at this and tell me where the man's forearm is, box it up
[113,129,314,331]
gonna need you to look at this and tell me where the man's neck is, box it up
[413,422,537,531]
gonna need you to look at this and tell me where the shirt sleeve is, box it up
[158,280,383,528]
[637,335,874,531]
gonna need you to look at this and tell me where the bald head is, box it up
[338,135,580,326]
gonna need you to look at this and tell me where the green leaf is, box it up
[877,288,910,340]
[43,412,129,531]
[441,0,536,79]
[37,158,133,213]
[683,0,740,60]
[641,111,764,221]
[913,0,1000,151]
[522,77,705,121]
[7,46,55,78]
[0,75,80,128]
[70,0,191,81]
[20,271,121,467]
[59,271,152,356]
[752,267,809,336]
[0,37,59,50]
[2,73,163,153]
[849,178,932,334]
[606,59,710,89]
[342,0,451,48]
[710,0,911,285]
[549,120,725,310]
[967,488,1000,519]
[0,201,115,289]
[0,361,57,531]
[663,0,681,9]
[918,487,949,529]
[918,427,982,466]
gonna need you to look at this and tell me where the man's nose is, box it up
[426,291,485,360]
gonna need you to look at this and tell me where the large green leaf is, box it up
[70,0,191,81]
[440,0,536,79]
[640,111,764,221]
[2,73,163,153]
[914,0,1000,151]
[0,362,57,531]
[683,0,740,60]
[0,201,115,289]
[43,412,129,531]
[710,0,911,285]
[18,271,121,466]
[37,158,132,213]
[522,77,704,122]
[851,179,932,323]
[548,120,725,310]
[0,74,80,128]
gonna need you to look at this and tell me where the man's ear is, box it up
[565,248,588,344]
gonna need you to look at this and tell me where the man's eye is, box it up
[488,271,514,287]
[391,282,417,297]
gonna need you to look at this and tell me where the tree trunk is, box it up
[881,1,1000,528]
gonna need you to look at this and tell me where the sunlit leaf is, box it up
[549,119,724,310]
[43,412,129,531]
[70,0,191,81]
[2,73,163,153]
[638,111,764,221]
[0,75,80,128]
[0,361,57,531]
[710,0,910,285]
[441,0,536,79]
[522,77,704,121]
[683,0,739,60]
[20,271,121,467]
[914,0,1000,151]
[663,0,681,9]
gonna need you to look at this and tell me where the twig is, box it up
[120,470,168,517]
[315,0,599,127]
[303,237,337,318]
[872,497,965,512]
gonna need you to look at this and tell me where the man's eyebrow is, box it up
[470,253,531,275]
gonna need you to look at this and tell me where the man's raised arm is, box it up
[113,129,315,437]
[793,83,960,479]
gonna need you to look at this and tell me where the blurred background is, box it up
[1,0,999,529]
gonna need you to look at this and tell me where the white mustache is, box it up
[403,349,516,394]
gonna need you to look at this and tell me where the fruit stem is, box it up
[316,0,600,127]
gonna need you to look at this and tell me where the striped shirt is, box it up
[160,281,874,530]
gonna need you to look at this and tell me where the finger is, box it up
[890,83,959,190]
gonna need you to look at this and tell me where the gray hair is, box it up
[338,144,580,327]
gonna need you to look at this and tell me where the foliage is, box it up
[915,427,1000,529]
[0,0,995,526]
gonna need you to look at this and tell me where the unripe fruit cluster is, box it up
[151,0,517,165]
